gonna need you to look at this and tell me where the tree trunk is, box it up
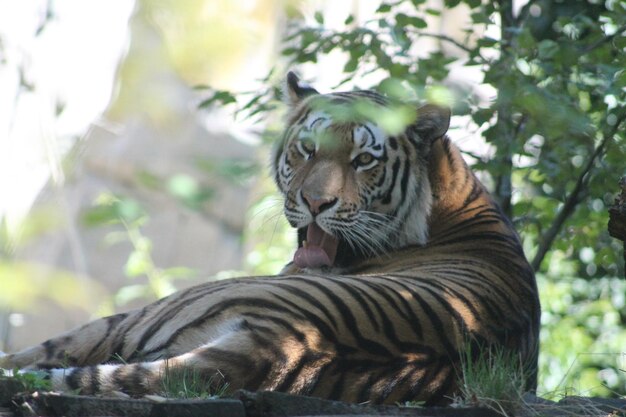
[608,176,626,278]
[492,0,516,220]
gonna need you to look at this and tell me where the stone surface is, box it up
[0,378,24,407]
[151,399,246,417]
[236,390,501,417]
[1,384,625,417]
[10,392,245,417]
[558,396,626,416]
[13,392,153,417]
[517,395,626,417]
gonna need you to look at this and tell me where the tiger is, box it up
[0,72,540,406]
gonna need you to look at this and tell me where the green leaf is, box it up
[344,14,354,25]
[198,91,237,109]
[81,205,120,226]
[82,196,144,227]
[470,11,492,25]
[162,267,196,280]
[344,56,359,73]
[396,13,428,29]
[125,250,151,278]
[114,284,149,305]
[615,69,626,88]
[517,28,536,50]
[477,37,498,48]
[281,47,298,56]
[376,3,392,13]
[473,108,495,125]
[538,39,559,59]
[314,11,324,24]
[167,175,199,200]
[425,8,441,16]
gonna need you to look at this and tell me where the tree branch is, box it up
[531,111,626,271]
[514,0,539,27]
[608,176,626,278]
[410,31,485,60]
[581,24,626,54]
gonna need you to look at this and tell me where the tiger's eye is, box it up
[302,139,316,154]
[354,152,374,167]
[297,138,316,159]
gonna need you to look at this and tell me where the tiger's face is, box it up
[273,72,450,270]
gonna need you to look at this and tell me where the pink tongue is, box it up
[293,223,339,268]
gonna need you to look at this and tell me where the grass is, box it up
[159,360,230,399]
[0,368,52,392]
[453,341,529,416]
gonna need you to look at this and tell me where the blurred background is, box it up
[1,0,625,399]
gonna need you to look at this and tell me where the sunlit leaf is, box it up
[314,11,324,25]
[125,250,151,278]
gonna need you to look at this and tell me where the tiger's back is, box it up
[0,73,540,405]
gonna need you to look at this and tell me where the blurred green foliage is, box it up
[82,192,196,309]
[0,261,108,313]
[539,274,626,397]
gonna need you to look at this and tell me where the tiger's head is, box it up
[273,72,451,271]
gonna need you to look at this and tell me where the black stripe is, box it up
[339,279,420,352]
[272,282,339,330]
[133,282,246,353]
[89,366,100,394]
[422,363,454,406]
[382,157,401,204]
[365,279,424,338]
[432,271,508,320]
[200,348,256,371]
[287,277,393,356]
[85,313,128,361]
[381,277,457,355]
[247,360,273,391]
[129,364,152,395]
[332,280,380,332]
[139,297,306,358]
[270,292,354,355]
[43,340,55,361]
[65,367,83,391]
[272,352,308,392]
[241,313,306,343]
[397,145,412,205]
[327,365,346,400]
[111,365,126,391]
[356,372,375,403]
[418,284,471,340]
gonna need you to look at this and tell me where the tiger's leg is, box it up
[43,318,329,397]
[0,312,130,370]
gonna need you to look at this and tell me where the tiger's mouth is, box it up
[293,223,340,268]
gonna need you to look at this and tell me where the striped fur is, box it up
[0,73,540,405]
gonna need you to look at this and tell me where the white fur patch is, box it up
[350,123,386,161]
[300,111,332,132]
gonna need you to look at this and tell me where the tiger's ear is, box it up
[284,71,319,107]
[414,104,451,142]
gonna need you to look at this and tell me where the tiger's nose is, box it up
[301,191,338,215]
